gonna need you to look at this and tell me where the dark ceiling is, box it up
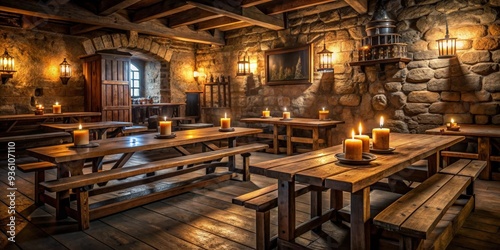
[0,0,367,45]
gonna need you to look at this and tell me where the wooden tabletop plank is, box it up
[26,127,262,163]
[266,153,339,181]
[0,112,102,122]
[325,135,464,192]
[426,124,500,137]
[41,121,133,131]
[240,117,345,127]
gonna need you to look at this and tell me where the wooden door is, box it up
[101,55,131,122]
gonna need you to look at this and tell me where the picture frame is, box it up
[265,44,313,85]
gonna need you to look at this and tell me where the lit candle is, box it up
[319,107,329,120]
[450,118,458,128]
[159,116,172,135]
[221,113,231,129]
[283,107,291,119]
[372,116,390,149]
[354,122,370,152]
[345,130,363,160]
[52,102,61,114]
[262,108,270,117]
[73,124,89,146]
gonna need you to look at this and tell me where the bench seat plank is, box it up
[440,159,487,179]
[42,143,268,192]
[244,184,311,212]
[18,161,56,172]
[400,175,470,238]
[232,184,278,206]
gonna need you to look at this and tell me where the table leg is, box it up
[478,137,491,180]
[312,128,320,151]
[286,125,293,156]
[310,189,322,233]
[330,189,343,223]
[426,152,439,177]
[278,179,295,242]
[350,187,371,250]
[227,137,236,172]
[273,124,279,154]
[327,128,334,147]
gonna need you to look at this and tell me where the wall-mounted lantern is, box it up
[236,52,251,76]
[59,58,71,85]
[437,17,456,58]
[0,49,16,84]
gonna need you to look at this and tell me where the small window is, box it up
[130,64,140,98]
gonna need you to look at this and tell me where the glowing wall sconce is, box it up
[59,58,71,85]
[236,51,251,76]
[0,49,16,84]
[437,17,456,58]
[317,41,333,72]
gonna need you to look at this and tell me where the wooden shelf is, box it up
[349,57,411,67]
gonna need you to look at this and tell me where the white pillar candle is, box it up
[282,107,290,119]
[345,130,363,160]
[262,108,270,117]
[52,102,61,114]
[74,124,89,146]
[372,116,390,149]
[354,122,370,152]
[220,113,231,129]
[159,116,172,135]
[319,107,329,120]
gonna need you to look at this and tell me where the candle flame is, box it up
[164,116,167,121]
[358,122,362,135]
[78,124,82,130]
[351,129,355,139]
[224,112,227,118]
[55,101,58,105]
[380,116,384,128]
[322,107,325,111]
[266,107,268,111]
[284,107,287,112]
[451,118,454,123]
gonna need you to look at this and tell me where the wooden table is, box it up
[131,103,185,123]
[250,133,465,249]
[41,121,133,139]
[240,117,344,155]
[426,124,500,180]
[0,112,102,134]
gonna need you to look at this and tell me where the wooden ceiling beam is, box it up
[260,0,338,15]
[241,0,273,8]
[168,8,223,28]
[344,0,367,14]
[132,0,196,23]
[70,23,103,35]
[195,16,242,31]
[0,0,225,45]
[98,0,142,16]
[218,22,253,32]
[187,0,284,30]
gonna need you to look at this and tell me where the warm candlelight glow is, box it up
[319,107,329,120]
[74,124,89,146]
[373,118,390,150]
[159,117,172,135]
[380,116,384,128]
[78,124,82,130]
[351,129,355,139]
[345,129,363,160]
[52,101,61,114]
[358,123,362,135]
[451,118,454,124]
[283,108,291,119]
[322,107,325,111]
[262,108,270,117]
[221,112,231,129]
[354,123,370,152]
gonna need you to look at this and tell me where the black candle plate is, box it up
[219,127,235,132]
[335,152,377,165]
[69,142,99,148]
[370,147,396,154]
[155,133,176,139]
[279,118,293,121]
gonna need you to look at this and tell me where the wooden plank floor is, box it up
[1,146,499,249]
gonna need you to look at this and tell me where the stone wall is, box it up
[197,0,500,143]
[0,27,87,114]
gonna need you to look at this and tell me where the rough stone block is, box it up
[408,91,440,103]
[460,51,490,64]
[473,37,500,50]
[402,83,427,92]
[128,31,138,48]
[404,103,430,116]
[111,34,121,48]
[384,82,402,92]
[429,102,468,114]
[101,34,113,49]
[136,37,144,49]
[451,25,487,40]
[493,115,500,124]
[490,24,500,36]
[143,38,152,51]
[407,60,429,69]
[120,34,128,47]
[339,94,361,106]
[82,39,95,55]
[150,42,159,55]
[397,5,434,21]
[475,115,490,124]
[428,78,450,91]
[434,68,449,79]
[470,102,499,115]
[470,63,499,75]
[429,59,450,69]
[415,113,443,124]
[413,50,439,60]
[371,94,387,111]
[441,92,461,102]
[461,90,491,102]
[483,72,500,92]
[407,68,434,82]
[92,37,105,51]
[389,92,407,109]
[387,120,409,133]
[493,93,500,101]
[450,75,482,92]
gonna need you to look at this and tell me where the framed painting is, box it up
[265,44,313,85]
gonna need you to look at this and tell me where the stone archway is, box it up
[81,32,173,102]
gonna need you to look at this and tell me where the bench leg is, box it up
[241,153,251,181]
[256,210,270,250]
[76,189,90,230]
[34,171,45,206]
[310,190,322,233]
[55,190,70,219]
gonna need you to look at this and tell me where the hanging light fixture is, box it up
[59,58,72,85]
[0,49,16,84]
[437,16,456,58]
[317,38,333,72]
[236,51,250,76]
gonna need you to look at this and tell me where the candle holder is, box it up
[260,115,272,119]
[446,123,460,131]
[69,142,99,148]
[34,109,44,115]
[219,127,235,132]
[334,152,377,165]
[155,133,176,139]
[369,147,396,154]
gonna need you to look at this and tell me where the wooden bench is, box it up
[121,125,148,135]
[439,159,487,197]
[373,172,474,250]
[18,161,57,205]
[0,132,72,151]
[176,123,214,130]
[232,183,314,250]
[39,143,268,230]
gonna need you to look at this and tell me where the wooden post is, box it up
[278,179,295,242]
[256,211,271,250]
[478,137,491,180]
[76,189,90,230]
[286,125,293,156]
[241,153,251,181]
[273,124,279,154]
[350,187,371,250]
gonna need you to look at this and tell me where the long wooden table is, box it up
[240,117,344,155]
[250,133,464,249]
[426,124,500,180]
[41,121,133,139]
[0,112,102,134]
